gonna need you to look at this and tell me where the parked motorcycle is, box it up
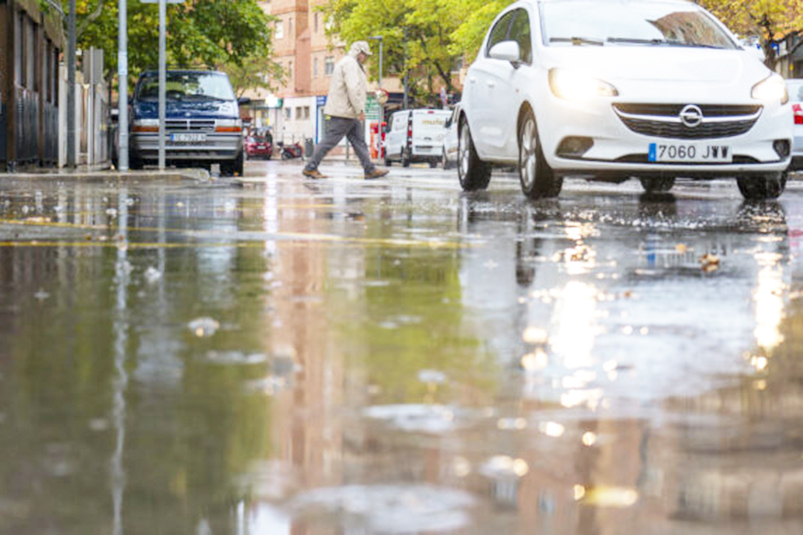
[279,141,304,160]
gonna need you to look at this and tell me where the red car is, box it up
[244,133,273,159]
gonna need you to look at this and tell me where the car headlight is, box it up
[549,68,619,100]
[133,118,159,132]
[752,74,788,104]
[215,118,243,133]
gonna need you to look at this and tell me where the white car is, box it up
[786,78,803,170]
[458,0,793,200]
[441,103,461,169]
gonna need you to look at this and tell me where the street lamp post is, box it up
[367,36,383,161]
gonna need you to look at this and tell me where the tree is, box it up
[698,0,803,68]
[448,0,512,63]
[46,0,282,93]
[321,0,465,100]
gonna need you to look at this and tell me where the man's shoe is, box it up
[303,168,327,179]
[365,168,389,179]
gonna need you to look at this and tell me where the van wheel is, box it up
[429,159,438,169]
[457,115,491,191]
[384,155,391,167]
[737,172,787,200]
[639,177,675,193]
[518,108,561,199]
[401,148,411,168]
[441,149,450,170]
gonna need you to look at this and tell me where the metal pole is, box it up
[378,38,383,161]
[67,0,76,168]
[118,0,129,171]
[403,30,409,110]
[158,0,166,170]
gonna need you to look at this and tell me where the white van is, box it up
[384,109,452,168]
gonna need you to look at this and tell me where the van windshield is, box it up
[136,72,236,102]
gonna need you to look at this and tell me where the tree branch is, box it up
[77,0,105,38]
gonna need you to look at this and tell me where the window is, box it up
[314,12,319,33]
[324,56,334,76]
[303,106,310,120]
[295,107,303,120]
[285,107,292,120]
[313,58,319,78]
[508,9,532,64]
[275,20,284,39]
[485,10,516,56]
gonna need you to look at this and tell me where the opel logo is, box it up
[679,104,703,128]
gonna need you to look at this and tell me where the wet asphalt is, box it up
[1,158,803,534]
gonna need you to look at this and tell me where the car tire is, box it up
[737,171,787,201]
[441,148,450,170]
[221,151,244,177]
[518,108,562,200]
[129,154,143,170]
[639,177,675,193]
[457,115,491,191]
[401,148,411,168]
[429,159,438,169]
[384,155,391,167]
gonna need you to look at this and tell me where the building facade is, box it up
[1,0,63,171]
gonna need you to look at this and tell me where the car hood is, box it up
[133,100,239,119]
[544,46,771,90]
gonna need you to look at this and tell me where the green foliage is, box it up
[698,0,803,67]
[61,0,281,93]
[448,0,513,62]
[321,0,466,98]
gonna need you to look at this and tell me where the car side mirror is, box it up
[489,40,522,67]
[238,96,252,106]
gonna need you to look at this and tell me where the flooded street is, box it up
[2,160,803,534]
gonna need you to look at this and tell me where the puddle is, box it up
[289,484,475,533]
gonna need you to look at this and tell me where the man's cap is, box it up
[351,41,373,56]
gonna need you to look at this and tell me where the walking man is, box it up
[303,41,390,180]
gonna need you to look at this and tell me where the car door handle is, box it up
[486,81,495,88]
[469,77,476,84]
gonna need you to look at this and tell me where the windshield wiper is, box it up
[549,36,604,46]
[607,37,723,48]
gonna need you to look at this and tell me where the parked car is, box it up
[458,0,793,200]
[786,79,803,170]
[384,109,452,168]
[441,103,461,169]
[245,130,273,159]
[129,69,249,176]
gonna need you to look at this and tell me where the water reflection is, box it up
[1,175,803,533]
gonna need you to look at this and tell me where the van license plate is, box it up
[648,143,732,163]
[171,133,206,143]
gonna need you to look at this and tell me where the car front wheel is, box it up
[639,177,675,193]
[457,115,491,191]
[518,109,561,200]
[737,172,787,201]
[221,151,244,177]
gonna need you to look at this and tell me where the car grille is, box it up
[165,119,216,132]
[613,104,762,139]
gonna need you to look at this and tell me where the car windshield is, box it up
[136,72,236,102]
[541,1,737,49]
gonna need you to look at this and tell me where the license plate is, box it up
[648,143,732,163]
[170,133,206,143]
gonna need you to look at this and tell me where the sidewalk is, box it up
[0,167,212,182]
